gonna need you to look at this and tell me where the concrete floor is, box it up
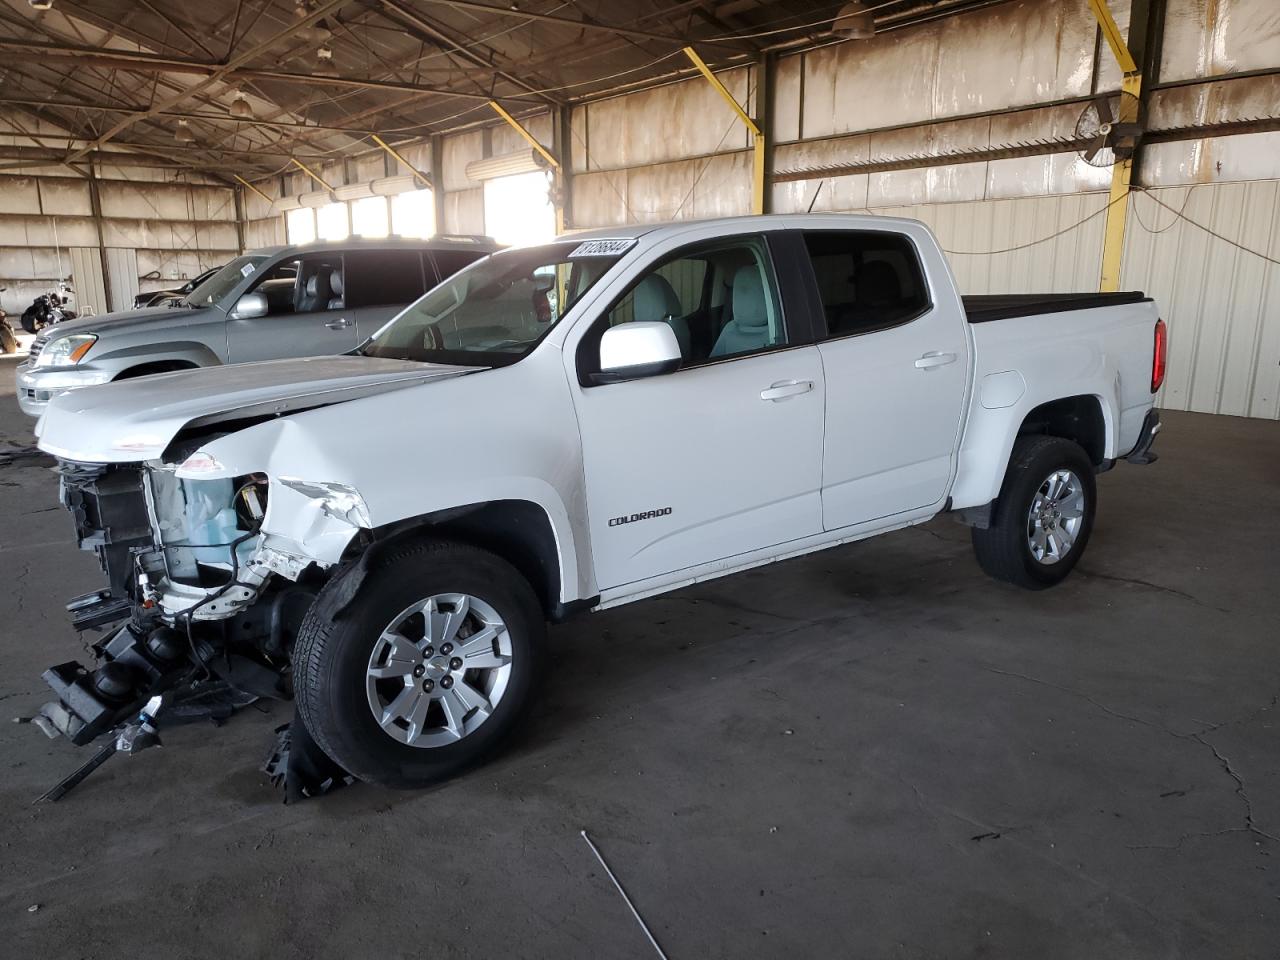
[0,363,1277,959]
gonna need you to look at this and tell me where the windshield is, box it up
[185,255,269,308]
[360,241,623,365]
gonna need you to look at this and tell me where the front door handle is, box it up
[915,351,957,370]
[760,379,814,402]
[325,317,352,330]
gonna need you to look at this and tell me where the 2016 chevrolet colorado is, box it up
[31,214,1164,790]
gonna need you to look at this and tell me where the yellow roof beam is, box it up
[683,46,765,215]
[487,101,560,170]
[290,157,335,192]
[371,133,432,189]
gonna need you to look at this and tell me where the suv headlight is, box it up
[34,334,97,368]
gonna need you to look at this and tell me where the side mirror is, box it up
[229,291,268,320]
[594,321,681,384]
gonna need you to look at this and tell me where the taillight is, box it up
[1151,318,1167,393]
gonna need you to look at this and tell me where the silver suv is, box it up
[16,236,496,418]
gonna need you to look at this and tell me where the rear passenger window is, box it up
[343,250,425,309]
[803,231,930,338]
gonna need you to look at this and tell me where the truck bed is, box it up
[964,291,1151,324]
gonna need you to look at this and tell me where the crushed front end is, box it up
[33,452,334,796]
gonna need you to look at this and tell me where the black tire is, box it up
[971,435,1097,590]
[294,539,546,788]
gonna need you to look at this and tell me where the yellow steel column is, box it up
[683,46,765,215]
[1088,0,1142,292]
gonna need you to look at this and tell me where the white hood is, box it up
[36,355,478,463]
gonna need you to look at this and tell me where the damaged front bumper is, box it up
[31,454,370,798]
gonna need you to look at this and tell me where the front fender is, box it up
[188,374,589,603]
[95,339,224,374]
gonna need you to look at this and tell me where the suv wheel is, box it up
[971,435,1097,590]
[294,539,545,788]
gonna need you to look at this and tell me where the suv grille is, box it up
[28,336,47,362]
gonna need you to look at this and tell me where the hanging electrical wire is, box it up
[1134,186,1280,267]
[1130,183,1195,235]
[940,193,1126,256]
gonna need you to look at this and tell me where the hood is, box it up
[36,354,479,463]
[45,303,212,338]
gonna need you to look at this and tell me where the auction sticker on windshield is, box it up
[568,239,636,258]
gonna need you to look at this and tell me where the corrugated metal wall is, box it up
[67,248,105,319]
[0,167,239,315]
[2,0,1275,421]
[777,183,1280,419]
[105,247,140,314]
[556,0,1280,420]
[1123,182,1280,419]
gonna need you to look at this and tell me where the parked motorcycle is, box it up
[21,282,77,334]
[0,287,17,354]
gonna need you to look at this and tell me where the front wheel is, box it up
[293,540,546,788]
[971,435,1097,589]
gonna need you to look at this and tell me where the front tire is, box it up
[971,435,1096,589]
[294,539,545,788]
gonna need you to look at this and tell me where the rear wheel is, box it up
[971,435,1096,589]
[294,539,545,788]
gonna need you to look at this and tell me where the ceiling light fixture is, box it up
[175,120,196,144]
[28,0,54,10]
[832,1,876,39]
[229,91,253,120]
[316,44,333,61]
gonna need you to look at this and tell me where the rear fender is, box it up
[951,384,1116,509]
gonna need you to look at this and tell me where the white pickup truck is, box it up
[32,214,1163,790]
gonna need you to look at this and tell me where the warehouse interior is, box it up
[0,0,1278,956]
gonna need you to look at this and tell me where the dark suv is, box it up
[18,236,497,417]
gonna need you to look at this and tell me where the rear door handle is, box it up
[915,351,957,370]
[760,379,814,402]
[325,317,352,330]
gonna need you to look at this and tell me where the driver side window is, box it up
[581,236,786,379]
[245,255,343,318]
